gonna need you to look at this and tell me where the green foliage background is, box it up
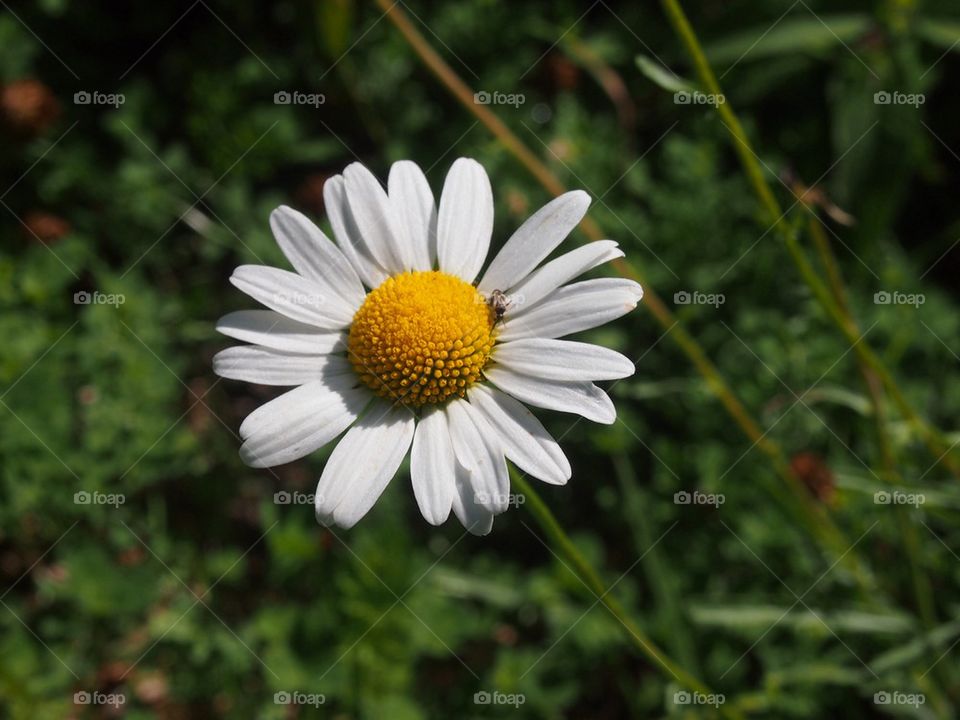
[1,0,960,717]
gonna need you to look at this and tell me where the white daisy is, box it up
[214,158,642,535]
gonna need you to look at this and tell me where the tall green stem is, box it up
[659,0,959,479]
[512,471,743,720]
[661,0,949,706]
[808,218,943,694]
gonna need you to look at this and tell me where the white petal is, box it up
[388,160,436,270]
[269,205,366,309]
[344,162,414,273]
[451,463,494,536]
[323,175,389,288]
[498,278,643,342]
[213,346,351,386]
[444,399,509,513]
[483,366,616,424]
[478,190,590,294]
[468,385,570,485]
[493,339,635,382]
[216,311,346,354]
[230,265,353,329]
[409,406,455,525]
[509,240,623,310]
[437,158,493,282]
[314,401,415,528]
[238,377,368,467]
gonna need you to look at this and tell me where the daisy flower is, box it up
[214,158,642,535]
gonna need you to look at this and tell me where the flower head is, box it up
[215,158,642,534]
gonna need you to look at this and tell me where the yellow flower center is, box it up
[347,270,496,407]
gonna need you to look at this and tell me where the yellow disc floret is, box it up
[347,270,496,407]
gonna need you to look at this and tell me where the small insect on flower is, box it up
[214,157,643,535]
[487,289,510,326]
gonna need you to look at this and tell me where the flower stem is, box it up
[659,0,949,700]
[809,216,947,699]
[512,470,743,720]
[659,0,960,479]
[807,217,896,472]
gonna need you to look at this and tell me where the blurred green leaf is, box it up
[636,54,695,93]
[704,15,873,64]
[915,18,960,52]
